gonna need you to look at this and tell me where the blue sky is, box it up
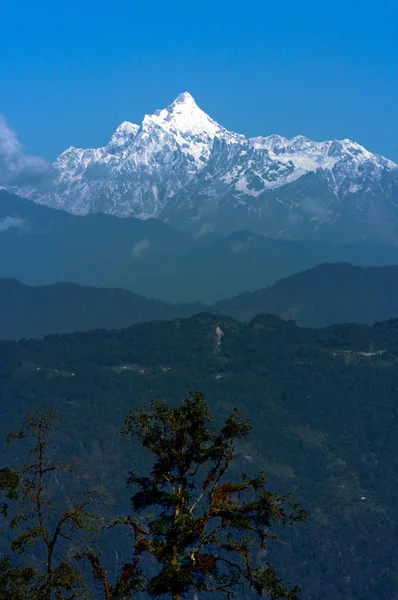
[1,0,397,161]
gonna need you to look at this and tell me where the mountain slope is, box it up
[13,93,398,243]
[0,189,200,302]
[215,262,398,326]
[2,314,398,599]
[0,279,204,340]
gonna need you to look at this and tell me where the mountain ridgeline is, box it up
[1,313,398,600]
[3,190,398,304]
[2,263,398,340]
[0,278,203,340]
[11,92,398,243]
[214,262,398,327]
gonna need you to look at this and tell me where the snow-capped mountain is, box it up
[15,92,398,242]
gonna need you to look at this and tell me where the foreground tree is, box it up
[122,391,307,600]
[0,408,106,600]
[1,394,307,600]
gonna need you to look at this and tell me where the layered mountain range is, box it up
[5,191,398,303]
[14,92,398,242]
[3,263,398,339]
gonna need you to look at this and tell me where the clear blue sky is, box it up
[1,0,397,161]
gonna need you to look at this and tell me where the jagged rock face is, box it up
[13,92,398,242]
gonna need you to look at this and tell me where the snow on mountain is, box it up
[108,121,140,150]
[13,92,398,242]
[148,92,242,166]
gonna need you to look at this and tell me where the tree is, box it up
[121,391,307,600]
[0,408,106,600]
[0,555,38,600]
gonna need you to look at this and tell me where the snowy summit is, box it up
[13,92,398,242]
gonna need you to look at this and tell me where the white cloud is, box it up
[193,222,214,239]
[300,196,332,223]
[0,216,26,233]
[0,115,49,186]
[131,239,151,259]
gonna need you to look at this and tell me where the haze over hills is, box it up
[215,262,398,327]
[3,263,398,340]
[11,92,398,243]
[4,190,398,303]
[0,279,203,340]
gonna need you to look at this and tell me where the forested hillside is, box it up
[1,313,398,599]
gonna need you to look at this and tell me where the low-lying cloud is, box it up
[300,196,332,223]
[0,115,49,186]
[0,216,26,233]
[131,239,151,259]
[193,222,214,239]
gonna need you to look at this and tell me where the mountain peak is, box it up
[108,121,139,148]
[113,121,139,135]
[148,91,225,143]
[170,91,197,107]
[152,91,201,122]
[15,93,398,243]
